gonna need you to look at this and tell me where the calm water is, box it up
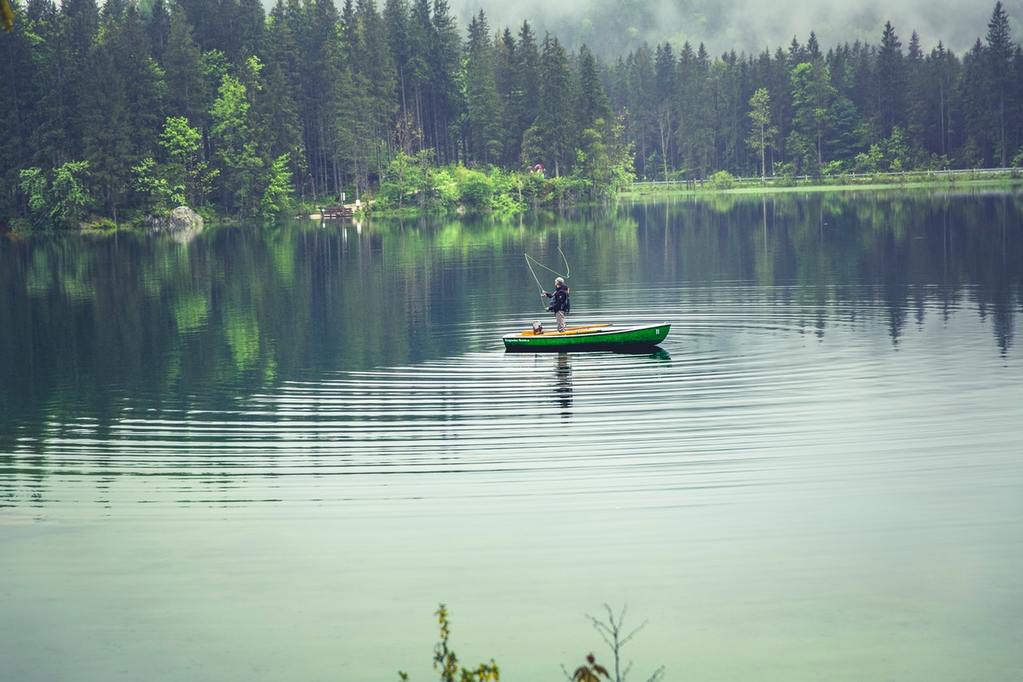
[1,191,1022,681]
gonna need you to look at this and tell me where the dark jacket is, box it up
[545,284,570,313]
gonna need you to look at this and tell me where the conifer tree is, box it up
[163,3,206,126]
[509,20,540,165]
[652,43,676,179]
[429,0,462,162]
[147,0,171,62]
[577,44,612,130]
[494,28,517,164]
[789,59,836,173]
[878,21,905,137]
[528,34,572,176]
[464,11,501,165]
[627,44,656,178]
[986,1,1014,165]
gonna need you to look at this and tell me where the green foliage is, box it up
[132,157,183,211]
[853,127,914,173]
[747,88,777,178]
[709,170,737,189]
[132,117,217,214]
[378,150,432,210]
[53,161,94,225]
[3,0,1020,226]
[399,604,499,682]
[160,116,202,165]
[821,160,846,177]
[571,115,635,200]
[261,154,294,220]
[379,155,529,215]
[19,168,48,219]
[158,116,216,206]
[789,60,836,174]
[455,167,494,209]
[428,168,462,207]
[19,162,94,229]
[464,12,502,165]
[533,35,574,176]
[210,72,263,214]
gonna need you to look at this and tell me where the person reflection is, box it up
[553,353,573,420]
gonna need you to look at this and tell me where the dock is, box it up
[319,205,354,221]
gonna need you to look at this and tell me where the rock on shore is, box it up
[147,206,204,241]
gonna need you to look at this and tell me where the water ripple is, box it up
[2,287,1020,516]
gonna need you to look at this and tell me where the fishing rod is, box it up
[524,245,571,308]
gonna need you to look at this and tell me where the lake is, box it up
[1,190,1021,681]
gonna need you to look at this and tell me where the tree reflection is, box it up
[0,192,1020,463]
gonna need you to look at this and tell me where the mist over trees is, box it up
[1,0,1021,225]
[450,0,1023,59]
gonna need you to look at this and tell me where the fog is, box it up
[451,0,1023,56]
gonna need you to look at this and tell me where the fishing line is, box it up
[557,231,570,278]
[524,252,571,310]
[524,253,567,278]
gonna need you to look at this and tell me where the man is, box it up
[543,277,570,332]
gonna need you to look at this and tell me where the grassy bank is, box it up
[621,170,1023,199]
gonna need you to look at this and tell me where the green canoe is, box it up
[503,322,670,351]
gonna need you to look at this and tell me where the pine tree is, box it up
[464,10,501,165]
[509,20,540,165]
[163,3,206,126]
[384,0,412,124]
[147,0,171,62]
[905,30,928,150]
[528,34,572,176]
[961,39,989,165]
[234,0,265,59]
[261,1,306,196]
[0,2,40,215]
[986,1,1014,165]
[404,0,431,143]
[652,43,676,179]
[677,43,715,178]
[790,59,836,173]
[339,0,394,194]
[577,44,611,130]
[80,40,132,219]
[494,28,518,165]
[927,43,958,160]
[878,21,905,137]
[60,0,101,161]
[112,5,163,161]
[429,0,462,163]
[626,44,655,178]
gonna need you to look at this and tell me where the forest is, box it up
[0,0,1021,226]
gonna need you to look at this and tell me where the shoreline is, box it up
[621,175,1023,199]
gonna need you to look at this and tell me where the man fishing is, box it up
[543,277,571,332]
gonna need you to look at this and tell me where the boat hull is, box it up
[503,323,670,351]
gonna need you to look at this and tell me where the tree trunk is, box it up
[1000,98,1007,167]
[938,83,945,158]
[760,123,766,181]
